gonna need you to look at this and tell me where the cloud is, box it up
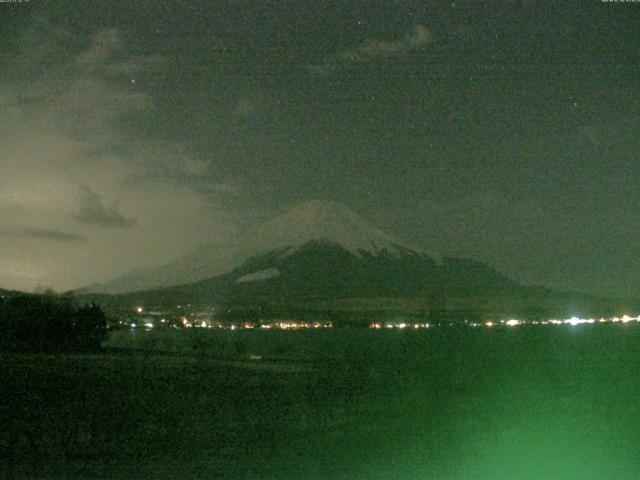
[76,28,123,66]
[73,186,137,228]
[577,116,640,146]
[9,26,156,146]
[308,25,432,76]
[0,227,89,243]
[234,98,258,117]
[0,17,243,291]
[183,159,209,175]
[577,125,600,147]
[233,93,269,118]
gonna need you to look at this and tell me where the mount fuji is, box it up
[83,200,521,306]
[85,200,428,294]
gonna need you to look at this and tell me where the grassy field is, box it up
[2,325,640,479]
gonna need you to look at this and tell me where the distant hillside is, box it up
[76,200,640,320]
[78,240,573,312]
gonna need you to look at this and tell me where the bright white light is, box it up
[566,317,582,326]
[562,317,595,326]
[130,323,137,328]
[136,307,143,313]
[485,321,494,327]
[505,319,519,327]
[144,322,154,329]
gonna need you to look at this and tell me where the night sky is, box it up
[0,1,638,296]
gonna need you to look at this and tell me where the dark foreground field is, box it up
[2,325,640,480]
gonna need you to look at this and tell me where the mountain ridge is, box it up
[83,200,427,294]
[67,202,640,319]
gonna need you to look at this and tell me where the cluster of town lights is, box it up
[494,314,640,327]
[130,307,333,330]
[129,317,334,330]
[368,315,640,330]
[130,306,640,331]
[190,321,334,330]
[370,322,431,330]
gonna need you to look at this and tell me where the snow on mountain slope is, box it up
[85,200,424,293]
[235,268,280,284]
[242,200,420,258]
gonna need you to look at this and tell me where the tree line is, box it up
[0,292,107,352]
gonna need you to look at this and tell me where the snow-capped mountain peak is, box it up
[243,200,419,257]
[83,200,423,293]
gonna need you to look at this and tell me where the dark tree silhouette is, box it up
[0,293,107,352]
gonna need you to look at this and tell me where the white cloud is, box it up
[308,25,433,75]
[0,21,239,291]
